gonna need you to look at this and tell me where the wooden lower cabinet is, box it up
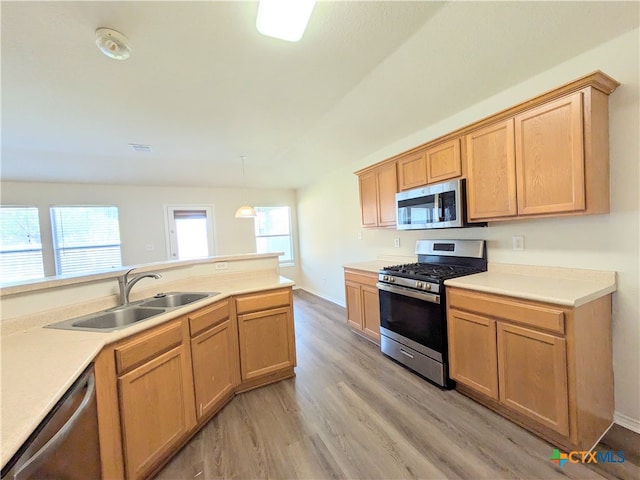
[191,319,238,420]
[344,268,380,344]
[448,309,498,400]
[110,319,196,480]
[497,322,569,436]
[118,345,195,480]
[447,287,613,451]
[235,288,297,392]
[95,287,296,479]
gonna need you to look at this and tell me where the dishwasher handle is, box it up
[11,372,96,480]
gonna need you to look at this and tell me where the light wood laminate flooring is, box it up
[156,290,639,480]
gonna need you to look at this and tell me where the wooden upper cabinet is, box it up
[466,119,517,220]
[397,150,427,191]
[425,138,462,184]
[377,162,398,226]
[358,171,378,228]
[357,161,398,228]
[356,72,617,225]
[515,92,585,215]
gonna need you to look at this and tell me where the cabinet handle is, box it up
[199,403,203,417]
[400,349,414,359]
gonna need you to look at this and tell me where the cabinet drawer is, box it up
[344,269,378,288]
[189,300,229,337]
[236,288,291,315]
[448,288,565,334]
[115,320,183,374]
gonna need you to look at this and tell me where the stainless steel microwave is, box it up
[396,179,486,230]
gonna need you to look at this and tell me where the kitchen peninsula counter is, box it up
[444,263,616,307]
[1,270,293,468]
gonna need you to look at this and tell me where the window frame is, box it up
[164,205,216,261]
[254,206,294,267]
[50,204,123,276]
[0,205,45,283]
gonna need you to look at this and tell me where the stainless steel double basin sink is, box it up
[46,292,219,332]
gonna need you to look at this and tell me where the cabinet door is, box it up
[515,92,585,215]
[345,280,363,331]
[397,151,427,191]
[448,309,499,400]
[425,138,462,184]
[359,171,378,227]
[361,284,380,343]
[497,323,569,436]
[118,346,195,480]
[466,119,517,220]
[237,306,296,381]
[376,162,398,227]
[191,319,238,420]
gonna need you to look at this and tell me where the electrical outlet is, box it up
[214,262,228,270]
[357,231,363,240]
[394,238,401,248]
[512,235,524,251]
[145,243,154,251]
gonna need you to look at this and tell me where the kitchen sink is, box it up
[71,307,165,330]
[45,291,219,332]
[46,306,167,332]
[140,292,213,308]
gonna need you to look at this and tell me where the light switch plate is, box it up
[512,235,524,251]
[394,238,401,248]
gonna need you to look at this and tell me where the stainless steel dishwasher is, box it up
[1,365,102,480]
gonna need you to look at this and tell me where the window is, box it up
[0,206,44,282]
[165,206,215,260]
[254,206,293,266]
[50,206,122,275]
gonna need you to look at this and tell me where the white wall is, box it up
[296,29,640,425]
[0,182,300,284]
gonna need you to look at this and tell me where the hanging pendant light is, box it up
[235,156,257,218]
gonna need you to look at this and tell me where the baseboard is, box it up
[614,411,640,434]
[296,287,345,308]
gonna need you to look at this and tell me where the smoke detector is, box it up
[95,28,131,60]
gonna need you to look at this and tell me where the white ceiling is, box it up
[1,1,638,190]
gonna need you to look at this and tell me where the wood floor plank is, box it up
[155,290,639,480]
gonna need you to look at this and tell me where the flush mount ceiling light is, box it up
[235,156,257,219]
[256,0,316,42]
[95,28,132,60]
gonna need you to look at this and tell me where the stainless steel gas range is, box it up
[377,239,486,388]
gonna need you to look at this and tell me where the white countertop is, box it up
[0,274,294,468]
[343,260,390,274]
[444,263,616,307]
[343,255,416,274]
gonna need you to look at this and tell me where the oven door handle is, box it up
[376,283,440,304]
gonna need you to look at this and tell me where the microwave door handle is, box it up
[434,193,441,222]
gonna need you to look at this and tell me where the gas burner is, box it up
[381,262,482,282]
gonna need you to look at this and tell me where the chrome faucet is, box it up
[118,269,162,305]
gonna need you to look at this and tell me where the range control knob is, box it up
[390,277,395,283]
[382,275,388,281]
[416,281,423,289]
[425,284,432,291]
